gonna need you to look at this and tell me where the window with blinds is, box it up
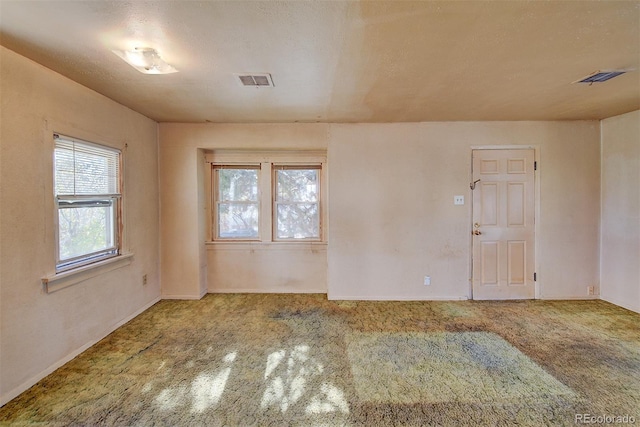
[54,134,121,271]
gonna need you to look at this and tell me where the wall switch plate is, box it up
[454,195,464,205]
[424,276,431,286]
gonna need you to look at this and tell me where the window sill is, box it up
[42,253,134,293]
[206,241,327,251]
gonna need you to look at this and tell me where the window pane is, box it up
[218,169,258,202]
[58,204,115,261]
[276,169,318,202]
[55,169,76,195]
[55,141,119,195]
[218,203,259,238]
[276,203,319,239]
[54,136,121,270]
[54,149,76,194]
[73,150,117,194]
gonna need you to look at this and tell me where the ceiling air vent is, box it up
[236,73,275,87]
[573,70,626,84]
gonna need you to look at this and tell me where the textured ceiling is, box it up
[0,0,638,123]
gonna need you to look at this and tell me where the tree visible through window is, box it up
[209,154,324,243]
[54,134,121,271]
[274,167,320,239]
[214,167,260,239]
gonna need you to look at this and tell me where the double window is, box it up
[210,152,324,242]
[54,134,121,271]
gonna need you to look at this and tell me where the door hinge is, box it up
[534,272,537,281]
[534,161,537,171]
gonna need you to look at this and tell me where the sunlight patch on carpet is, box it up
[346,331,575,404]
[153,351,236,413]
[261,344,349,415]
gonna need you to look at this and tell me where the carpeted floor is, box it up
[1,294,638,426]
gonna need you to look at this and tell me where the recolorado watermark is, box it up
[575,414,636,424]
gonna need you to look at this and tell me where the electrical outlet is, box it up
[587,286,594,296]
[143,274,148,286]
[454,195,464,205]
[424,276,431,286]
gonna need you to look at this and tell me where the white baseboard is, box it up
[162,289,207,300]
[0,297,160,407]
[601,295,640,314]
[327,295,468,301]
[209,288,327,294]
[539,295,600,300]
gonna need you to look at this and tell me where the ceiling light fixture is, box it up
[112,47,178,74]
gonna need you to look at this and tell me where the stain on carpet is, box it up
[346,331,576,404]
[0,295,638,426]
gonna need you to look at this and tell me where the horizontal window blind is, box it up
[54,134,120,196]
[272,164,321,170]
[212,164,261,170]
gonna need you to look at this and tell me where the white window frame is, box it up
[206,150,326,243]
[272,164,322,242]
[53,133,122,272]
[212,164,261,241]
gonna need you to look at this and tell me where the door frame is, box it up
[469,145,541,300]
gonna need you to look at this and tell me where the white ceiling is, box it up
[0,0,638,123]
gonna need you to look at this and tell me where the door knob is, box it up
[473,230,482,235]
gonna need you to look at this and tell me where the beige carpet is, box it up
[1,294,638,426]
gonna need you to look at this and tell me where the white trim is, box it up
[534,146,541,299]
[539,296,600,300]
[601,296,640,314]
[599,122,605,309]
[209,288,327,294]
[161,289,207,300]
[206,241,327,249]
[0,297,160,407]
[326,295,468,301]
[42,253,134,293]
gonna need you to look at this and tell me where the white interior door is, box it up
[471,149,535,300]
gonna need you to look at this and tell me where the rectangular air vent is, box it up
[574,70,626,84]
[236,73,274,87]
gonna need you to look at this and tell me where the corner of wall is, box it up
[599,110,640,314]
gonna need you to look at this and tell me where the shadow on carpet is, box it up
[1,294,638,426]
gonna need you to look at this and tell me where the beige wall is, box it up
[601,110,640,313]
[159,123,329,298]
[328,122,601,299]
[160,121,600,301]
[208,243,327,293]
[0,47,161,404]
